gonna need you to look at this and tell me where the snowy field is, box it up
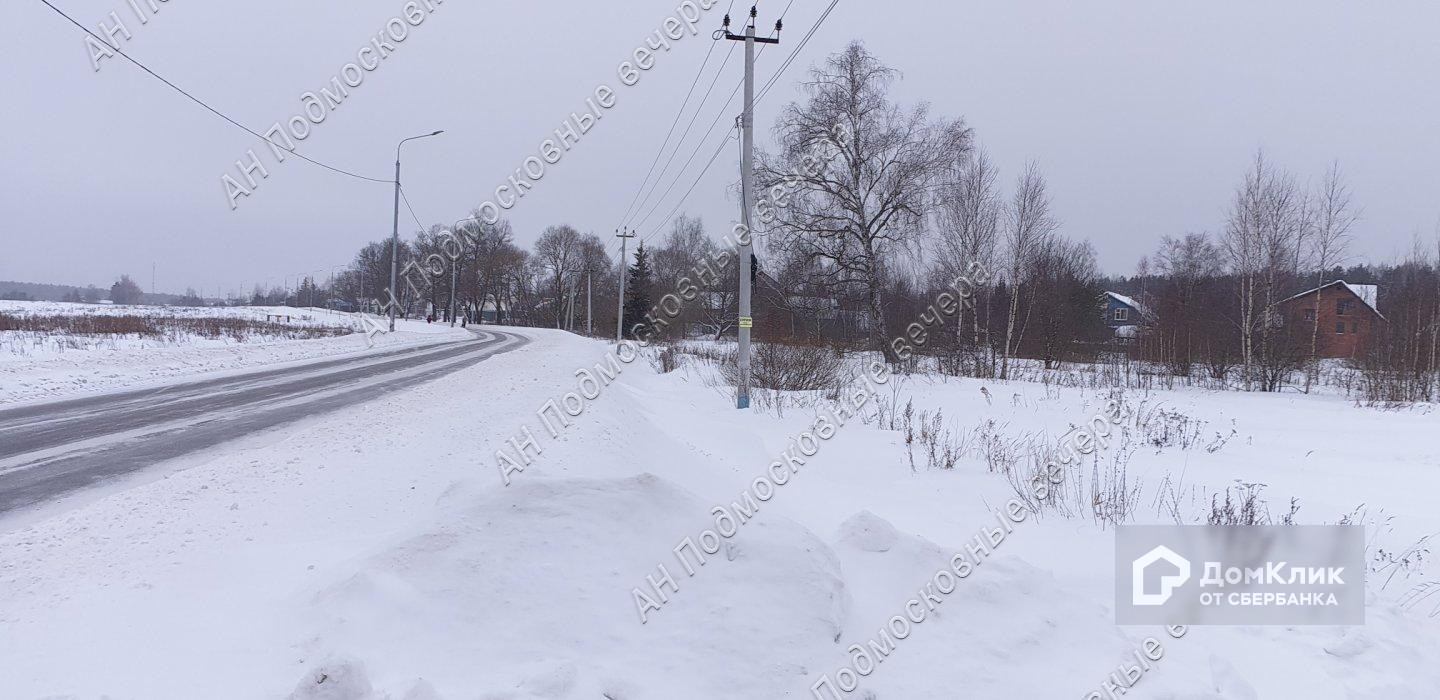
[0,300,470,406]
[1,328,1437,698]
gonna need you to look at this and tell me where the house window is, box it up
[1336,299,1351,316]
[1114,307,1128,322]
[1303,309,1315,322]
[1335,322,1345,335]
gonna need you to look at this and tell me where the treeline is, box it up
[295,39,1436,403]
[312,213,743,339]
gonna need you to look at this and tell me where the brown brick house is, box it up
[1276,281,1383,358]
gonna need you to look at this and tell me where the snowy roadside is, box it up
[0,328,1437,699]
[0,306,471,407]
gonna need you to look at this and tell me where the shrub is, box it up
[0,313,351,341]
[724,342,847,392]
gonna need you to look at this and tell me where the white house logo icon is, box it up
[1132,545,1191,606]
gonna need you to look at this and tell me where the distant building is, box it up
[1277,281,1382,358]
[479,298,500,323]
[1101,291,1150,339]
[782,294,871,339]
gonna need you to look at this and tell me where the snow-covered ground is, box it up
[0,300,470,406]
[0,328,1436,698]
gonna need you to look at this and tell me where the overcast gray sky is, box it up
[4,0,1438,295]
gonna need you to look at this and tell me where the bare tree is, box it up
[1303,161,1357,391]
[1222,151,1309,390]
[933,148,1000,349]
[759,40,971,362]
[696,246,740,340]
[653,214,715,337]
[462,218,518,325]
[1434,228,1440,396]
[653,214,713,284]
[534,225,582,329]
[1153,232,1223,376]
[1000,162,1057,379]
[574,232,612,335]
[1025,235,1103,368]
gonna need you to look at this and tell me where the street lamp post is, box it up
[389,130,445,332]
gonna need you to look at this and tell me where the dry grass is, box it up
[0,313,351,341]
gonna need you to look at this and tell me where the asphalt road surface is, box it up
[0,328,527,515]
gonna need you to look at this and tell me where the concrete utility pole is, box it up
[389,130,444,332]
[586,272,593,335]
[615,227,636,341]
[567,277,578,331]
[724,6,780,409]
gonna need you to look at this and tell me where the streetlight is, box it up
[389,130,445,332]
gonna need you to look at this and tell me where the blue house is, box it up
[1102,292,1150,339]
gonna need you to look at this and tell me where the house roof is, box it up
[1102,291,1149,318]
[1279,280,1382,319]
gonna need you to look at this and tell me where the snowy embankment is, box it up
[0,328,1437,699]
[0,300,469,406]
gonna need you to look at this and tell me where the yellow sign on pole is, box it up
[738,316,753,328]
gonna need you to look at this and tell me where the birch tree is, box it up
[535,225,582,329]
[933,148,1001,350]
[759,41,971,362]
[1000,162,1057,380]
[1303,161,1357,391]
[1222,151,1309,391]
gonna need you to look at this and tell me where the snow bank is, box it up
[297,474,846,698]
[0,300,471,405]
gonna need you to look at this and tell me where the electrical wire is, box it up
[627,68,749,236]
[398,185,429,233]
[756,0,839,104]
[637,126,739,245]
[630,0,840,246]
[37,0,393,184]
[611,0,742,263]
[625,20,783,238]
[622,42,740,232]
[615,37,723,227]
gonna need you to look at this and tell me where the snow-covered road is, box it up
[0,328,526,514]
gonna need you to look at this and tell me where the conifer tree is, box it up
[623,243,654,339]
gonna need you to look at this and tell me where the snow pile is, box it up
[294,474,846,699]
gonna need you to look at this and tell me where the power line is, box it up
[637,126,739,245]
[612,0,742,229]
[622,42,741,233]
[627,68,749,237]
[615,39,723,227]
[37,0,392,185]
[626,27,781,237]
[398,185,429,233]
[756,0,839,103]
[612,2,743,265]
[631,0,840,246]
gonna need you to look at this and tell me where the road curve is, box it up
[0,328,527,515]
